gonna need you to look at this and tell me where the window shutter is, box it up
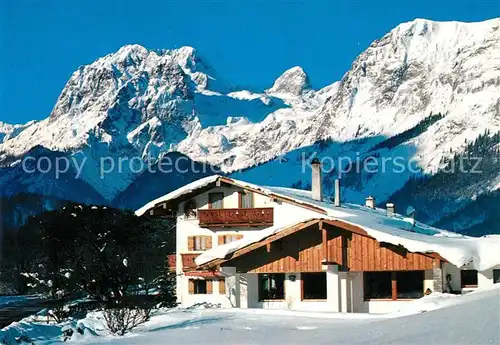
[188,236,195,251]
[236,234,243,240]
[206,236,212,249]
[218,235,225,245]
[219,279,226,295]
[188,279,194,294]
[206,280,213,294]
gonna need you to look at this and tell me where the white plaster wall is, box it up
[245,272,340,312]
[174,184,323,306]
[442,262,461,292]
[478,265,500,287]
[349,271,364,313]
[339,271,365,313]
[175,185,320,255]
[178,275,232,308]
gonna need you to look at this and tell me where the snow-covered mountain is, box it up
[1,18,499,233]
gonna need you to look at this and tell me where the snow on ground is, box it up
[1,286,499,345]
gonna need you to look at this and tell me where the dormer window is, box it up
[239,191,254,208]
[184,199,197,219]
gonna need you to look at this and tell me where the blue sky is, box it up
[1,0,499,124]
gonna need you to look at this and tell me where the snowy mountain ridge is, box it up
[0,18,499,206]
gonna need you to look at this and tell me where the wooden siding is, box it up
[181,253,200,270]
[223,223,436,273]
[345,233,435,271]
[227,226,325,273]
[167,254,176,270]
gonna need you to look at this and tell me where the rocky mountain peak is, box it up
[1,18,499,209]
[267,66,311,95]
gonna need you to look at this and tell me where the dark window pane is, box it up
[364,272,392,299]
[259,274,285,300]
[493,270,500,284]
[194,280,207,294]
[396,271,424,299]
[302,273,327,300]
[461,270,478,287]
[209,193,224,209]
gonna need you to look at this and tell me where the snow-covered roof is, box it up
[135,175,220,216]
[136,175,500,271]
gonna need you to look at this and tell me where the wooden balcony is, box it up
[181,253,200,270]
[198,208,274,227]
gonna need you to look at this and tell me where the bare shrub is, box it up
[103,308,151,335]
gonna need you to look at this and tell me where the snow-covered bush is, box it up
[103,308,151,336]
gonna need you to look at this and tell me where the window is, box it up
[188,279,213,294]
[184,199,197,219]
[364,271,425,300]
[208,192,224,209]
[364,272,392,300]
[188,236,212,251]
[461,270,478,288]
[218,234,243,245]
[258,274,285,300]
[195,236,207,251]
[239,192,253,208]
[396,271,424,299]
[493,270,500,284]
[302,273,327,300]
[191,280,207,294]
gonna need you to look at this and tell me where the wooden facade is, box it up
[167,254,176,271]
[215,219,438,273]
[198,208,274,227]
[181,253,200,270]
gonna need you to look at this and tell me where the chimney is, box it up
[365,196,375,209]
[311,158,322,201]
[406,206,416,219]
[386,203,395,217]
[334,179,341,207]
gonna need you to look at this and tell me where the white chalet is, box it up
[136,163,500,314]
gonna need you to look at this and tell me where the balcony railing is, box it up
[198,208,273,227]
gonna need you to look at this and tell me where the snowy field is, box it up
[1,286,499,345]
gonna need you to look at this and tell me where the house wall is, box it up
[242,271,341,312]
[236,268,428,314]
[441,262,499,294]
[478,265,500,287]
[177,276,233,308]
[345,233,435,271]
[442,262,461,292]
[175,184,319,306]
[171,183,454,312]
